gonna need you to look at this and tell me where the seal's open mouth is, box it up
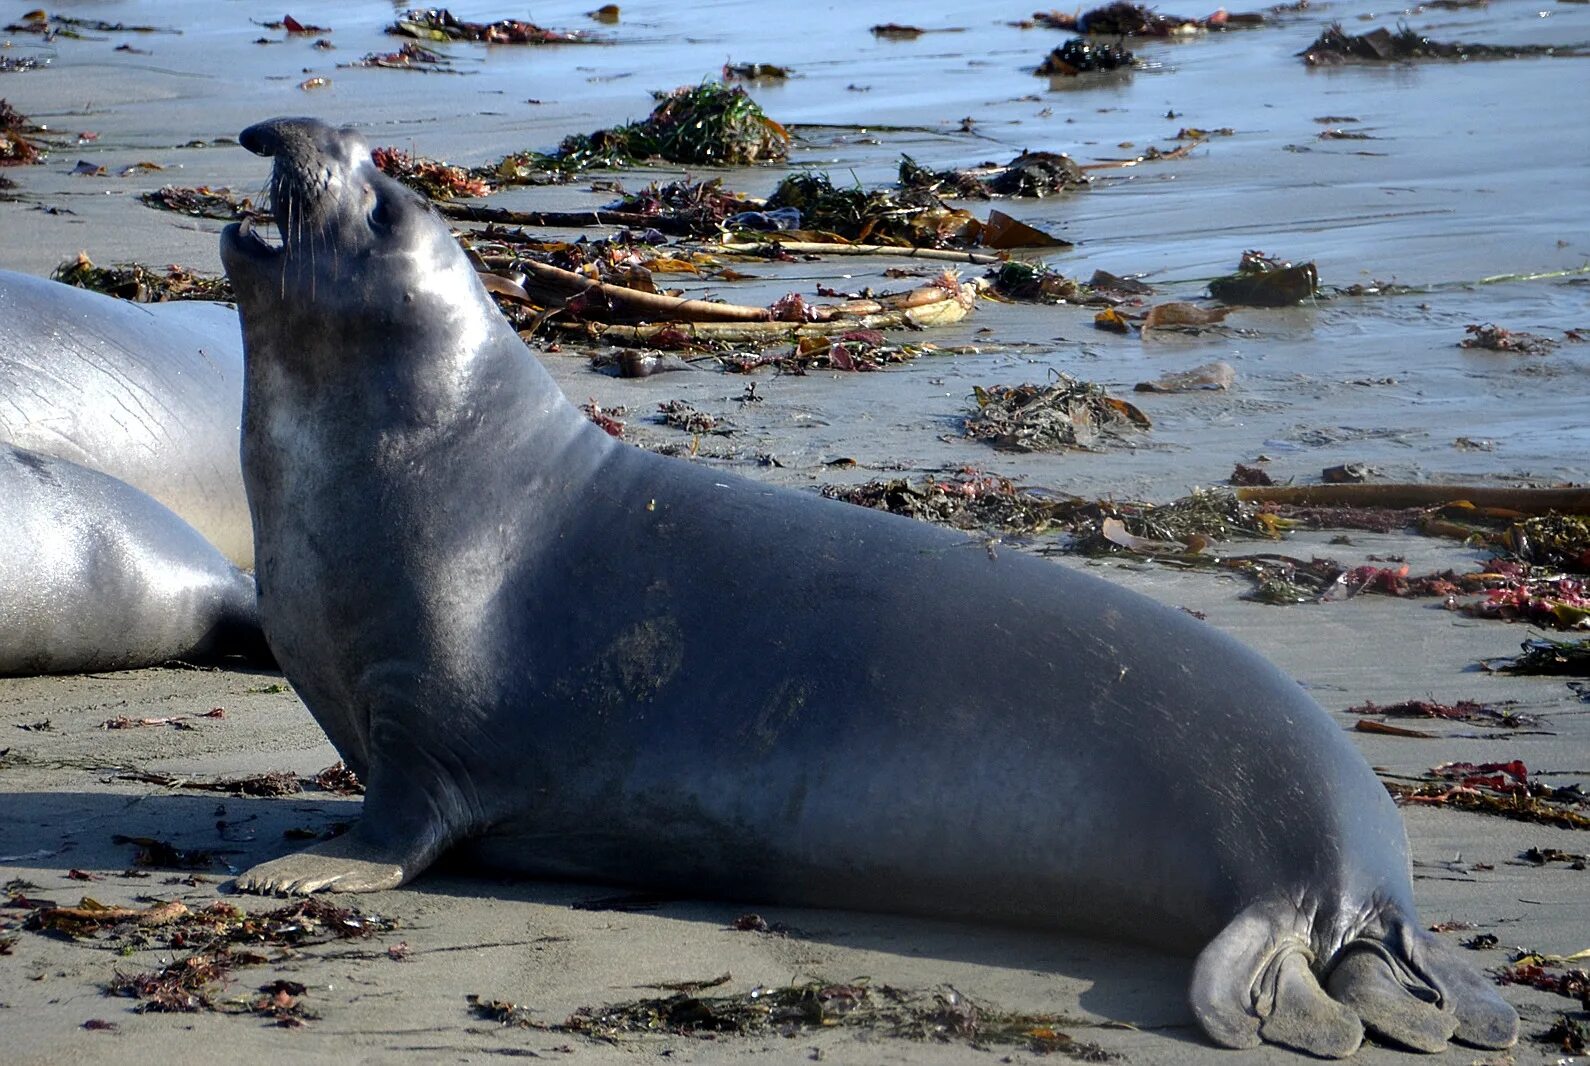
[231,215,283,260]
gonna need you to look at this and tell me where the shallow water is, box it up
[1,0,1586,498]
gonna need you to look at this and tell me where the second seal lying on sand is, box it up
[220,117,1516,1058]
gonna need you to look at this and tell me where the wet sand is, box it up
[2,1,1588,1063]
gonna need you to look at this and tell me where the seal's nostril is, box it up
[239,123,276,158]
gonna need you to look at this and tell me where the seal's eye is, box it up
[370,197,397,232]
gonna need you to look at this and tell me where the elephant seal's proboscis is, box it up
[219,117,1517,1058]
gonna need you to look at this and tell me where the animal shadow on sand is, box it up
[1,788,1200,1044]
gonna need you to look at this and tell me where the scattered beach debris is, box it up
[313,761,364,794]
[1459,322,1558,355]
[388,9,590,44]
[655,400,725,434]
[581,399,627,438]
[258,14,330,36]
[1484,636,1590,676]
[823,470,1075,535]
[372,146,490,199]
[98,707,227,730]
[1344,699,1537,728]
[899,151,1089,200]
[1036,3,1233,34]
[139,185,256,221]
[3,11,178,36]
[1538,1014,1588,1055]
[0,99,41,165]
[468,980,1105,1057]
[344,41,457,72]
[529,82,788,171]
[1494,948,1590,1009]
[1300,23,1585,65]
[89,898,396,1021]
[1523,846,1587,868]
[51,253,233,302]
[984,261,1096,304]
[1037,38,1137,75]
[1208,250,1318,306]
[731,330,932,374]
[1382,759,1590,830]
[1140,303,1233,332]
[1135,360,1235,392]
[114,770,303,797]
[722,61,789,82]
[964,375,1150,452]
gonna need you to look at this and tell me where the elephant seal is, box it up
[220,118,1517,1058]
[0,444,267,675]
[0,269,252,567]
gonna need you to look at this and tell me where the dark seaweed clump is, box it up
[1037,39,1136,75]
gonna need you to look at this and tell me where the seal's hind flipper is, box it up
[1409,931,1519,1049]
[1190,901,1363,1057]
[1325,939,1456,1051]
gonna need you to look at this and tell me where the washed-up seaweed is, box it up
[822,470,1077,535]
[733,330,930,374]
[1344,699,1536,728]
[345,41,457,72]
[1382,759,1590,830]
[1485,636,1590,676]
[4,11,177,36]
[722,61,789,82]
[95,898,396,1020]
[469,981,1106,1058]
[1030,3,1227,34]
[1037,38,1137,75]
[964,375,1150,452]
[763,171,978,248]
[1459,322,1558,355]
[984,262,1097,304]
[0,98,40,165]
[1538,1014,1588,1055]
[1236,483,1590,514]
[655,400,725,434]
[529,82,789,171]
[1300,23,1584,64]
[313,761,364,794]
[899,151,1089,200]
[371,146,490,199]
[1495,949,1590,1009]
[1507,515,1590,573]
[1208,250,1318,306]
[51,253,233,302]
[139,185,257,221]
[115,770,302,797]
[388,9,590,44]
[609,177,758,236]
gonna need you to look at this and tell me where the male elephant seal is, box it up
[219,118,1516,1057]
[0,444,267,675]
[0,269,252,567]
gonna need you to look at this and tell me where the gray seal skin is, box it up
[0,444,267,675]
[220,117,1517,1058]
[0,269,252,568]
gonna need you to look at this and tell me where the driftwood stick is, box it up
[1236,484,1590,514]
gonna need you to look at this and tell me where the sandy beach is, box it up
[3,1,1588,1063]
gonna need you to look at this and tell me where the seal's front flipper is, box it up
[1409,931,1519,1049]
[1190,902,1363,1058]
[235,832,408,895]
[1326,939,1456,1051]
